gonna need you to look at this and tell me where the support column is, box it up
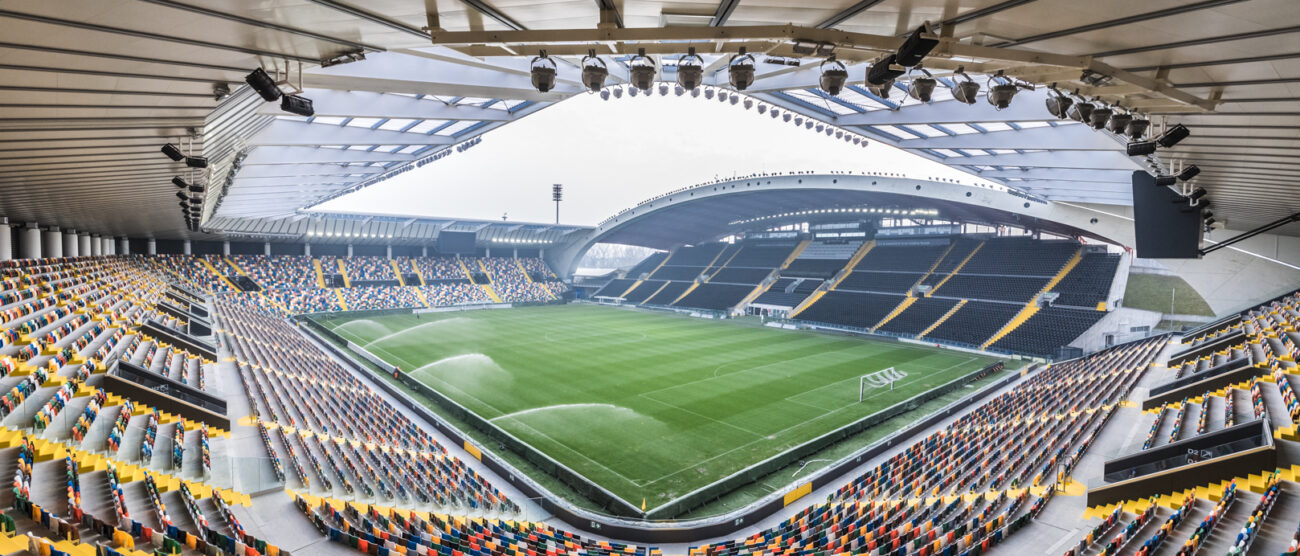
[43,227,62,258]
[78,234,91,256]
[63,230,78,257]
[513,247,518,258]
[347,244,353,257]
[90,235,101,256]
[0,223,11,261]
[421,246,428,257]
[222,241,230,256]
[264,242,271,256]
[182,240,191,255]
[106,237,115,255]
[304,243,311,256]
[119,238,129,255]
[147,239,156,255]
[21,224,41,259]
[386,245,392,258]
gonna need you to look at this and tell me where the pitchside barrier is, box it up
[299,316,1019,542]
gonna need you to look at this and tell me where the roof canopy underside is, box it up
[0,0,1293,239]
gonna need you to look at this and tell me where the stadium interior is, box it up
[1,1,1300,555]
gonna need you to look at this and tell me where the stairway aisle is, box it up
[1249,481,1300,554]
[1194,489,1253,555]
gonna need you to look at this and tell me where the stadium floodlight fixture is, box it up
[613,87,623,99]
[819,56,849,96]
[866,53,904,88]
[628,49,656,92]
[188,184,205,193]
[718,91,728,102]
[530,50,557,93]
[703,88,715,100]
[212,82,231,101]
[783,112,792,122]
[1154,175,1177,187]
[629,86,639,97]
[280,94,314,117]
[729,94,740,105]
[1126,140,1157,156]
[172,176,188,188]
[1106,111,1133,134]
[1178,165,1201,181]
[1157,123,1191,148]
[656,83,668,96]
[320,50,365,68]
[161,143,185,161]
[580,50,608,92]
[1126,118,1150,140]
[728,47,756,91]
[676,47,704,91]
[986,71,1029,110]
[690,87,701,98]
[599,90,610,101]
[674,85,685,96]
[1088,106,1112,130]
[1045,87,1073,119]
[907,68,936,102]
[1068,101,1094,123]
[1189,187,1207,201]
[896,22,939,66]
[245,67,281,102]
[950,67,979,105]
[185,156,207,169]
[175,191,187,201]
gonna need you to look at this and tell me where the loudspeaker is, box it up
[1131,171,1202,258]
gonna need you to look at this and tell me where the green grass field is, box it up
[317,304,996,510]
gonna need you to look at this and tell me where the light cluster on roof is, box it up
[305,231,393,239]
[491,238,552,245]
[729,207,941,226]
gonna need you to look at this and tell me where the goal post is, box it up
[859,367,908,401]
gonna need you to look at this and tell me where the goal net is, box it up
[859,367,908,401]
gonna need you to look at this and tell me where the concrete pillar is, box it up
[386,245,392,258]
[513,247,518,259]
[105,237,114,255]
[78,234,90,257]
[89,236,101,256]
[63,231,78,257]
[347,244,353,257]
[304,243,311,256]
[147,239,156,255]
[264,242,271,256]
[21,225,41,259]
[182,240,191,255]
[119,238,129,255]
[421,246,428,257]
[43,227,62,258]
[486,247,491,257]
[0,224,11,261]
[222,241,230,256]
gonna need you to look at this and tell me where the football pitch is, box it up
[317,304,998,510]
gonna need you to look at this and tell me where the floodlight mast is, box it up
[553,183,563,224]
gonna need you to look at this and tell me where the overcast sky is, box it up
[316,90,995,226]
